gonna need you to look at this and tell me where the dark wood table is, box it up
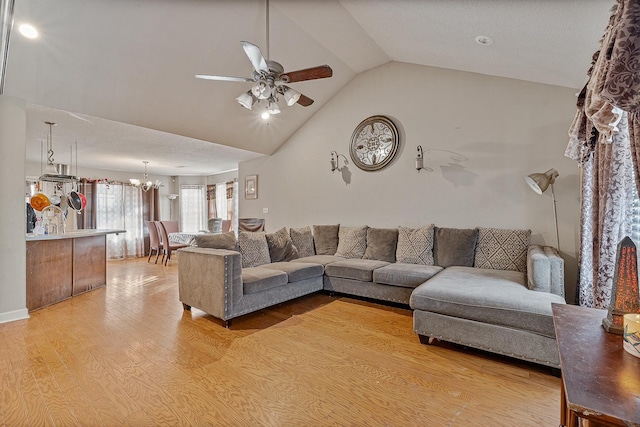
[552,303,640,427]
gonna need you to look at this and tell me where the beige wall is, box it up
[239,62,581,302]
[0,96,28,323]
[207,170,238,185]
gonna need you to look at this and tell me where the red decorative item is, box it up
[602,236,640,334]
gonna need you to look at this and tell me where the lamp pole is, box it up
[550,183,560,252]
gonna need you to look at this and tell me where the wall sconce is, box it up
[330,151,347,173]
[415,146,425,172]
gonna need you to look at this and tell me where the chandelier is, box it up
[130,161,161,192]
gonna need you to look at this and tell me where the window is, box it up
[96,183,144,259]
[180,185,207,232]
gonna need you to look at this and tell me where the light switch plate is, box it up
[262,208,269,214]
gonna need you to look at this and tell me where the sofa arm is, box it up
[526,245,565,298]
[178,247,242,321]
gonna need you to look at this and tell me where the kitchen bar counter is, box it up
[26,228,125,241]
[26,229,125,311]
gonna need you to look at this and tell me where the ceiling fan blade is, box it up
[280,65,333,83]
[297,94,314,107]
[241,41,269,73]
[195,74,254,83]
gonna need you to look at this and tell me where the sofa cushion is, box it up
[325,259,390,282]
[262,262,324,283]
[313,224,340,255]
[290,226,315,258]
[242,267,288,294]
[396,225,435,265]
[292,255,345,266]
[474,227,531,273]
[238,231,271,268]
[266,227,299,262]
[194,232,237,250]
[409,266,566,338]
[335,226,368,259]
[363,228,398,263]
[433,227,478,268]
[373,263,443,289]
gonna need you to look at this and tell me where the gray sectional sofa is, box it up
[177,224,566,367]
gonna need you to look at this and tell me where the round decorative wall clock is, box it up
[349,115,399,171]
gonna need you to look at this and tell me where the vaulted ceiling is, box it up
[4,0,614,176]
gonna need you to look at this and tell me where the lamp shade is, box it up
[236,91,254,110]
[283,87,301,106]
[525,168,559,195]
[251,80,271,100]
[266,101,281,115]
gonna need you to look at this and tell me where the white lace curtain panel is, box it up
[566,0,640,307]
[96,183,145,260]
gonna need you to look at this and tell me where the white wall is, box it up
[0,96,28,323]
[239,62,581,302]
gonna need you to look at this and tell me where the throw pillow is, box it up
[266,227,299,262]
[396,225,435,265]
[474,227,531,272]
[433,227,478,268]
[335,225,368,259]
[313,224,340,255]
[238,231,271,268]
[290,226,315,258]
[194,232,237,250]
[363,228,398,263]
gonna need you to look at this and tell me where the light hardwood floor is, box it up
[1,257,561,426]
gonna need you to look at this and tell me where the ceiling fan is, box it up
[195,0,333,118]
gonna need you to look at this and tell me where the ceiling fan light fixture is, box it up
[252,80,272,100]
[283,87,301,106]
[236,91,254,110]
[266,101,281,115]
[261,111,271,120]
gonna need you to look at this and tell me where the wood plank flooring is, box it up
[0,257,561,426]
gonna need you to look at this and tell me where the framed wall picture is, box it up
[245,175,258,199]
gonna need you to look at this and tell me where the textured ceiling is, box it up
[4,0,614,176]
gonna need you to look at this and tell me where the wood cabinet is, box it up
[26,230,123,311]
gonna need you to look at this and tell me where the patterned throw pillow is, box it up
[396,225,435,265]
[266,227,299,262]
[290,226,315,258]
[335,226,368,259]
[238,231,271,268]
[474,227,531,272]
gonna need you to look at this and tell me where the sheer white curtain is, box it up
[180,185,207,232]
[96,183,144,260]
[215,183,227,220]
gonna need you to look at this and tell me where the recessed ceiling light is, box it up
[19,23,38,39]
[475,35,494,46]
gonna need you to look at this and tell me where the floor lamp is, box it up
[167,194,178,220]
[525,168,560,251]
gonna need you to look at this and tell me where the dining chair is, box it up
[208,218,223,233]
[157,221,188,266]
[145,220,164,264]
[238,218,265,232]
[162,220,180,234]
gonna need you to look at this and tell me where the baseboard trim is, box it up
[0,308,30,324]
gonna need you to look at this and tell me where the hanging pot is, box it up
[78,193,87,210]
[67,191,82,212]
[29,193,50,211]
[49,195,61,206]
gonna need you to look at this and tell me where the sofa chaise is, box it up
[177,224,565,367]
